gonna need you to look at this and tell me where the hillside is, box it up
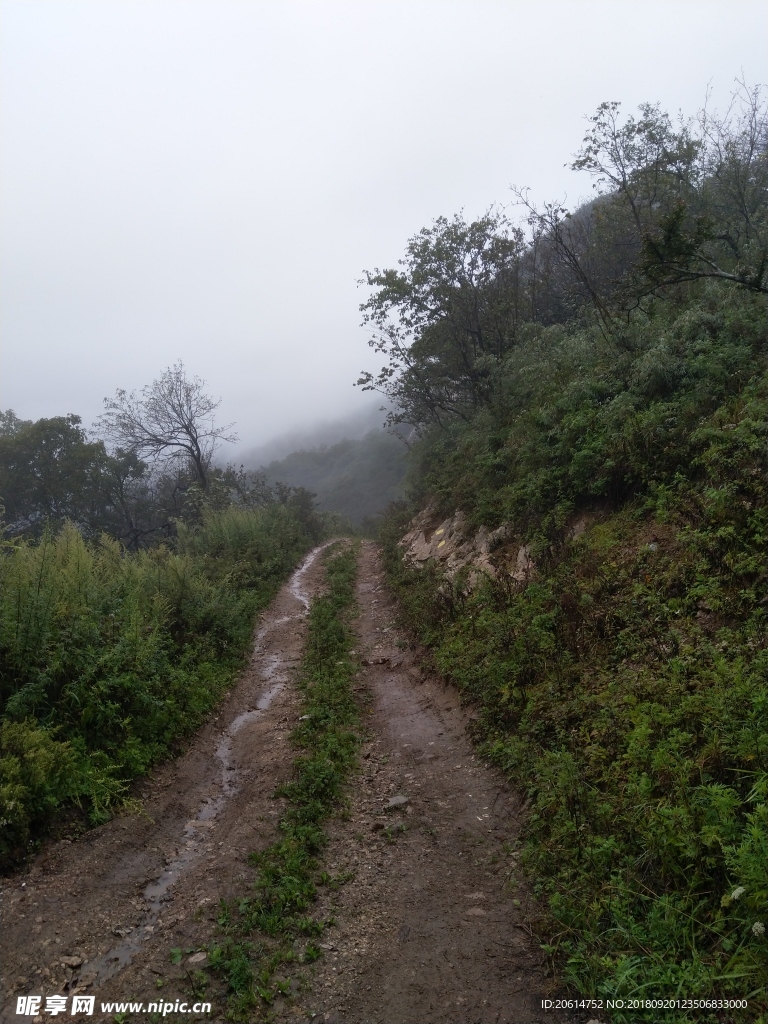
[369,87,768,1020]
[262,428,407,526]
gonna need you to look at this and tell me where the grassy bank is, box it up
[208,543,360,1019]
[380,292,768,1023]
[0,506,313,870]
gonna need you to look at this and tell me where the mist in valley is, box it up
[234,400,389,468]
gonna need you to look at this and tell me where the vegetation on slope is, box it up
[372,84,768,1022]
[0,362,347,870]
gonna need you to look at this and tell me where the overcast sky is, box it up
[2,1,766,453]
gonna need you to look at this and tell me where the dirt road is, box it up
[2,542,573,1024]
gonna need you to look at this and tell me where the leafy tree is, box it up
[0,415,110,536]
[357,211,526,426]
[519,81,768,329]
[576,84,768,296]
[99,361,237,490]
[640,80,768,295]
[0,410,32,437]
[358,84,767,428]
[0,411,187,546]
[98,450,178,549]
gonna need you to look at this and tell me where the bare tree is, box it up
[99,362,237,490]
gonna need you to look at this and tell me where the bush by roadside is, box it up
[0,505,314,870]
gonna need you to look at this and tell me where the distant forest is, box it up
[261,429,407,527]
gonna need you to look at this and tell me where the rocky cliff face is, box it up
[398,507,534,586]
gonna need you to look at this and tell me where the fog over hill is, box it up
[229,402,406,526]
[262,430,407,527]
[235,401,388,468]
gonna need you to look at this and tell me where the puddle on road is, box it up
[79,545,327,987]
[288,540,331,609]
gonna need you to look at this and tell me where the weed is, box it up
[383,823,407,843]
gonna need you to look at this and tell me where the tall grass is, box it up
[0,505,312,870]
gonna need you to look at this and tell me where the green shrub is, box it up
[0,720,123,865]
[0,720,77,864]
[0,505,314,869]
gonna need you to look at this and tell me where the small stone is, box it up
[386,795,409,810]
[464,907,486,916]
[60,956,83,968]
[187,951,207,964]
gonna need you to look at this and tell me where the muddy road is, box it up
[2,542,573,1024]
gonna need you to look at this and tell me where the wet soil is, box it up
[1,542,575,1024]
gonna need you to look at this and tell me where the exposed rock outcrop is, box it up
[399,507,533,586]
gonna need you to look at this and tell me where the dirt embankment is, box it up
[2,542,574,1024]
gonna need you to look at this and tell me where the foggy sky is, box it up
[2,1,766,455]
